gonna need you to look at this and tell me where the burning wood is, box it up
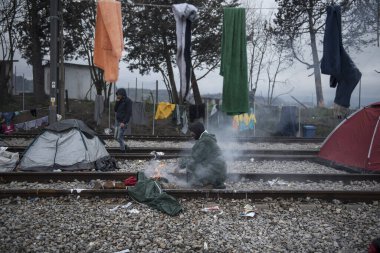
[152,162,166,180]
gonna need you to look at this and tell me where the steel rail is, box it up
[1,172,380,183]
[0,188,379,203]
[1,133,325,143]
[6,146,319,161]
[6,146,319,154]
[112,153,317,161]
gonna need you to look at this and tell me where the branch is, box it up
[271,87,295,104]
[290,39,313,69]
[195,60,220,81]
[290,95,308,109]
[375,70,380,73]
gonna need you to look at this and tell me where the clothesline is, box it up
[128,3,282,9]
[126,2,320,10]
[74,0,322,11]
[0,107,49,114]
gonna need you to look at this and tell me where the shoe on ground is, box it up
[214,183,226,189]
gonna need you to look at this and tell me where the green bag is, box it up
[127,172,182,216]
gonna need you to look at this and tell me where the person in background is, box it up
[0,111,19,134]
[179,121,227,189]
[114,88,132,152]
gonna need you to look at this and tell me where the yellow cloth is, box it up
[232,115,239,129]
[155,102,176,120]
[250,113,257,124]
[232,113,256,130]
[94,0,123,82]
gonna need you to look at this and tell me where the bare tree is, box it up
[0,0,21,102]
[244,0,293,105]
[65,1,112,106]
[265,43,293,105]
[123,0,238,105]
[342,0,380,49]
[245,4,272,97]
[273,0,328,107]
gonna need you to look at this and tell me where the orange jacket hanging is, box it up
[94,0,123,82]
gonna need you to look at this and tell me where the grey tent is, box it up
[19,119,112,171]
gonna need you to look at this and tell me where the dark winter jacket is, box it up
[320,5,362,108]
[114,88,132,124]
[183,131,227,187]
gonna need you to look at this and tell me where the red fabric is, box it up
[124,176,137,186]
[1,123,15,135]
[369,244,379,253]
[319,102,380,172]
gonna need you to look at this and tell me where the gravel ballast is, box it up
[2,138,378,253]
[1,179,379,191]
[2,138,321,150]
[0,197,379,253]
[116,159,347,174]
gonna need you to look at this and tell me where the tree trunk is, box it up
[309,31,324,107]
[307,1,324,107]
[191,69,202,105]
[162,35,179,104]
[0,64,11,103]
[0,0,16,104]
[105,82,113,108]
[31,1,46,102]
[165,55,179,104]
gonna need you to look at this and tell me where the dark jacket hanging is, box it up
[172,3,198,102]
[320,5,362,108]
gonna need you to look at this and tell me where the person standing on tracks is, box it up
[179,121,227,189]
[114,88,132,152]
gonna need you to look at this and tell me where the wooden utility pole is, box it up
[49,0,58,124]
[58,0,65,118]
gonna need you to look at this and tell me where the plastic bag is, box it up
[114,126,119,139]
[0,147,19,171]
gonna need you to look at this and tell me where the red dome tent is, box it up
[318,102,380,172]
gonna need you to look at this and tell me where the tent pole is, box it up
[109,84,111,129]
[298,106,301,137]
[153,80,158,135]
[367,116,380,166]
[359,78,362,108]
[135,77,137,102]
[253,101,256,137]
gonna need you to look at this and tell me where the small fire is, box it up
[152,161,166,180]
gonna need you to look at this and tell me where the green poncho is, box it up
[182,132,227,188]
[128,172,182,216]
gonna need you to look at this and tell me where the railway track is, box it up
[4,145,367,173]
[6,146,319,161]
[1,172,380,202]
[0,188,379,203]
[1,171,379,183]
[1,133,325,143]
[3,136,377,203]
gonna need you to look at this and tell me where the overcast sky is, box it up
[13,0,380,107]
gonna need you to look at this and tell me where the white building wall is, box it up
[44,64,97,101]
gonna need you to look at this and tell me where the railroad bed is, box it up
[2,138,322,151]
[2,151,378,201]
[7,146,319,161]
[1,197,379,252]
[1,137,379,252]
[1,168,380,202]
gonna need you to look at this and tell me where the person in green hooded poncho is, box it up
[180,122,227,189]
